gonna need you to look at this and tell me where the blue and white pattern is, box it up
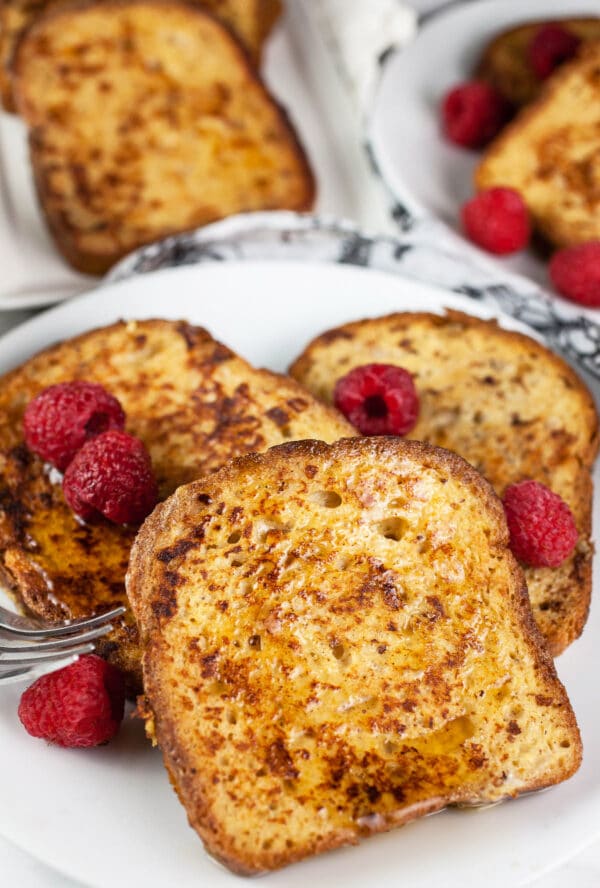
[108,211,600,387]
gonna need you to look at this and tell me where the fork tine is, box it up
[0,622,115,652]
[0,655,81,685]
[0,643,95,669]
[0,634,104,656]
[0,605,126,638]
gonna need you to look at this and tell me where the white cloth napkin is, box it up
[0,115,93,306]
[309,0,416,108]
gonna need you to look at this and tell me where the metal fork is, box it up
[0,604,126,685]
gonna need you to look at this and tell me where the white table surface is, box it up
[1,1,599,884]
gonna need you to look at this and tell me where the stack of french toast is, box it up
[0,0,314,273]
[0,303,597,873]
[474,17,600,252]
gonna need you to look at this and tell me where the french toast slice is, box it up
[11,0,313,274]
[128,437,581,874]
[289,311,599,656]
[475,42,600,249]
[0,319,353,690]
[0,0,282,111]
[475,17,600,108]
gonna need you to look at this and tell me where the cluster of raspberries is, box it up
[441,23,600,307]
[24,380,158,525]
[17,379,161,747]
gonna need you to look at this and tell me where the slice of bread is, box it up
[11,0,313,274]
[128,436,581,874]
[0,319,352,689]
[289,311,599,656]
[475,17,600,108]
[0,0,282,111]
[475,42,600,249]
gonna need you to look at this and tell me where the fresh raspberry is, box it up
[462,187,530,254]
[333,363,419,436]
[549,241,600,307]
[529,24,581,80]
[441,81,511,148]
[503,480,577,568]
[63,430,158,524]
[18,654,125,748]
[23,381,125,471]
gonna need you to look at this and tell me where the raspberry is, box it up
[63,430,158,524]
[529,24,581,80]
[23,381,125,471]
[18,654,125,748]
[333,363,419,436]
[441,81,511,148]
[503,480,577,568]
[549,241,600,307]
[462,187,530,254]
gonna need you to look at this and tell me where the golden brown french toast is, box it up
[11,0,313,274]
[0,0,282,111]
[128,437,581,874]
[475,17,600,108]
[289,311,599,656]
[0,319,353,690]
[475,42,600,249]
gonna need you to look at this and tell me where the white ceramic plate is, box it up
[0,261,598,888]
[369,0,600,297]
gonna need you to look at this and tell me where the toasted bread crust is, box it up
[475,17,600,108]
[256,0,281,44]
[11,0,314,274]
[181,0,281,63]
[0,0,282,111]
[475,41,600,249]
[0,319,352,689]
[289,310,599,655]
[200,0,282,62]
[128,437,581,874]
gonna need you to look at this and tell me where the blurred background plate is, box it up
[369,0,600,304]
